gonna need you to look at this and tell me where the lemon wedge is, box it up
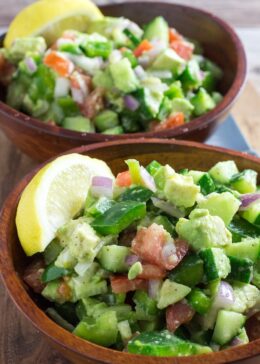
[4,0,103,48]
[16,153,114,256]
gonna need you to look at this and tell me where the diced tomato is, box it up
[115,170,132,187]
[57,280,72,301]
[138,264,166,279]
[134,40,153,57]
[166,301,195,332]
[132,225,189,270]
[169,28,183,43]
[23,258,46,294]
[43,51,74,77]
[170,40,194,61]
[80,87,104,119]
[110,276,147,294]
[150,112,185,132]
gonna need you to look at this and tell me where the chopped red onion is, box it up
[55,77,70,98]
[239,193,260,210]
[134,65,146,80]
[148,279,162,299]
[214,281,234,309]
[71,87,84,104]
[91,176,113,198]
[144,41,165,59]
[140,167,156,192]
[109,50,122,64]
[24,57,37,74]
[148,70,172,79]
[138,55,151,68]
[125,254,140,267]
[124,95,140,111]
[230,337,244,347]
[151,197,185,218]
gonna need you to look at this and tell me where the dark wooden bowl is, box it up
[1,139,260,364]
[0,1,246,161]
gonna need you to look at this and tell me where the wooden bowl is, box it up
[0,139,260,364]
[0,1,246,161]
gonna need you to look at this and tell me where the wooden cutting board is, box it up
[0,82,260,364]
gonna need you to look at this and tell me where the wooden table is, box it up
[0,1,260,363]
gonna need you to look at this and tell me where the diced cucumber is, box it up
[171,98,194,119]
[230,169,257,194]
[128,330,212,356]
[93,110,119,132]
[44,239,63,265]
[109,58,139,93]
[198,173,216,195]
[42,280,70,305]
[73,311,118,347]
[169,254,204,287]
[118,186,153,203]
[153,215,174,235]
[41,263,70,283]
[212,310,245,345]
[91,200,146,235]
[225,238,260,262]
[253,260,260,288]
[97,245,130,273]
[86,197,115,217]
[202,59,223,80]
[200,248,231,281]
[46,308,75,332]
[165,81,184,99]
[228,216,260,242]
[157,279,191,309]
[93,69,114,89]
[190,88,215,116]
[187,170,204,184]
[209,161,239,184]
[241,200,260,226]
[228,256,253,283]
[63,116,94,133]
[146,160,162,176]
[230,327,249,346]
[150,49,185,77]
[197,192,241,226]
[133,290,158,321]
[102,126,124,135]
[187,289,211,314]
[143,16,169,47]
[179,60,202,91]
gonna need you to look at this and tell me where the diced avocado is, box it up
[157,279,191,309]
[197,192,241,225]
[209,160,239,184]
[169,254,204,287]
[231,282,259,313]
[230,169,257,193]
[164,173,200,208]
[190,88,215,116]
[109,58,139,93]
[6,36,46,63]
[241,200,260,226]
[187,170,204,184]
[63,116,94,132]
[179,60,202,90]
[128,330,212,356]
[97,245,130,273]
[93,69,114,89]
[143,16,169,47]
[228,256,253,283]
[171,98,194,119]
[128,262,143,280]
[150,49,185,77]
[73,310,118,347]
[176,209,232,251]
[212,310,245,345]
[94,110,119,132]
[118,320,132,342]
[200,248,231,281]
[225,238,260,263]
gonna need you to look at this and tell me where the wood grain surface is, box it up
[0,1,260,363]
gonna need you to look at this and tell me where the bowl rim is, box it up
[0,0,247,141]
[1,138,260,364]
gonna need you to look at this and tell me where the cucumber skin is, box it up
[228,256,253,283]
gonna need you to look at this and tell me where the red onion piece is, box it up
[125,254,140,267]
[161,241,178,266]
[151,197,185,218]
[148,279,162,299]
[124,95,140,111]
[134,65,146,80]
[239,193,260,210]
[24,57,37,73]
[214,281,234,309]
[91,176,113,198]
[138,55,151,68]
[230,337,244,347]
[140,166,156,192]
[71,87,84,104]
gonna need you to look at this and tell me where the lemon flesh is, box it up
[4,0,103,48]
[16,153,114,256]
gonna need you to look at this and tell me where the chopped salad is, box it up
[0,16,223,134]
[23,158,260,356]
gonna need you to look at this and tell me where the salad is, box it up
[22,157,260,357]
[0,16,223,134]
